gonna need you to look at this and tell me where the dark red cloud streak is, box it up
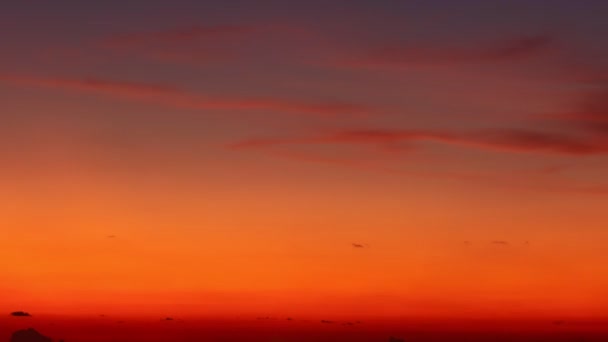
[97,23,556,72]
[341,34,556,68]
[0,75,371,116]
[554,88,608,135]
[230,127,608,156]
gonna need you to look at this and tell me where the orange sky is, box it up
[1,0,608,322]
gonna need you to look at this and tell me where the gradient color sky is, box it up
[1,0,608,322]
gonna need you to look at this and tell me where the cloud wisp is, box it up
[553,87,608,137]
[101,25,261,48]
[230,127,608,156]
[491,241,510,246]
[0,75,371,117]
[98,23,313,65]
[341,34,555,69]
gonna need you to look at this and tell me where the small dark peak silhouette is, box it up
[320,320,334,324]
[163,317,174,321]
[389,337,405,342]
[10,329,52,342]
[10,311,32,317]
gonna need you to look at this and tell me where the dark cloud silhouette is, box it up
[321,320,334,324]
[164,317,174,321]
[352,243,365,248]
[10,329,51,342]
[10,311,31,317]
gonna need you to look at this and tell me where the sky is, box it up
[1,0,608,325]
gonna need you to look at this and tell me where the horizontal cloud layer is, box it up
[0,75,371,116]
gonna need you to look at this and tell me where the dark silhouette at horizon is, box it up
[10,329,52,342]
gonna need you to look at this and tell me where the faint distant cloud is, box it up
[0,75,371,117]
[101,25,260,48]
[10,311,31,317]
[352,243,365,248]
[98,23,313,66]
[550,87,608,137]
[491,241,510,246]
[320,320,334,324]
[343,34,555,68]
[231,127,608,156]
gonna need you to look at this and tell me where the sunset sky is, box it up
[1,0,608,324]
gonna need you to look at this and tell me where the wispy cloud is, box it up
[101,25,261,48]
[0,75,371,116]
[553,87,608,136]
[491,241,510,246]
[98,23,312,65]
[230,127,608,156]
[341,34,555,68]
